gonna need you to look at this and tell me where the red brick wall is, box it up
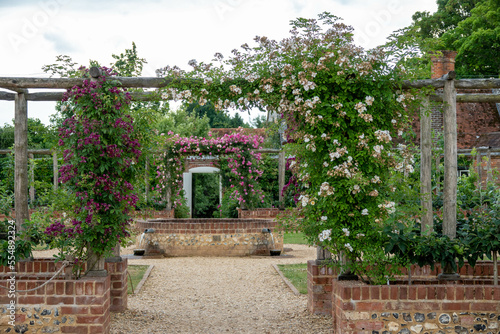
[307,260,337,316]
[0,258,128,334]
[237,208,282,219]
[307,261,500,334]
[0,274,110,334]
[135,218,283,256]
[105,259,128,313]
[332,279,500,334]
[430,50,457,79]
[133,209,175,220]
[135,218,281,235]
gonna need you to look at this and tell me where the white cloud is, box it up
[0,0,437,126]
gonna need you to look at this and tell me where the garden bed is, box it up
[308,260,500,334]
[0,257,128,334]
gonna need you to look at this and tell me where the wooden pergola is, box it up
[1,72,500,245]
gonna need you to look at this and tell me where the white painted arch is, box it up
[182,166,222,217]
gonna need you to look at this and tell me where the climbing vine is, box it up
[45,67,141,273]
[156,130,265,209]
[156,12,421,283]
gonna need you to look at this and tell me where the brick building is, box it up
[413,51,500,178]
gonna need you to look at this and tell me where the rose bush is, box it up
[156,129,265,210]
[155,13,421,283]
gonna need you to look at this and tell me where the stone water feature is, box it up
[133,228,156,256]
[134,218,283,257]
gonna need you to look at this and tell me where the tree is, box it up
[392,0,500,77]
[186,102,250,128]
[411,0,480,41]
[251,115,267,129]
[0,118,54,150]
[441,0,500,76]
[156,107,210,138]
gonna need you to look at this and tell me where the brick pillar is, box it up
[430,50,457,79]
[307,260,335,316]
[429,51,457,134]
[105,258,128,312]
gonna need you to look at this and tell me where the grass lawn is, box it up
[277,263,308,294]
[127,265,150,294]
[283,232,308,245]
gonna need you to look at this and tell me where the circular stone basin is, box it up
[133,249,145,256]
[270,249,282,256]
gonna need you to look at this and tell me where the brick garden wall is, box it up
[308,260,500,334]
[0,258,128,334]
[135,218,283,256]
[237,208,282,219]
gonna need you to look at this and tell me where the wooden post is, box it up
[14,92,29,233]
[86,67,106,276]
[29,153,35,204]
[435,154,441,195]
[420,96,433,235]
[487,149,492,183]
[145,156,149,202]
[442,72,457,240]
[52,151,58,191]
[166,186,172,211]
[440,71,459,280]
[278,150,285,209]
[316,246,331,264]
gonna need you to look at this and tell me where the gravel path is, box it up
[111,244,332,334]
[34,245,332,333]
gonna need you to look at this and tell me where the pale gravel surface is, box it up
[34,245,333,334]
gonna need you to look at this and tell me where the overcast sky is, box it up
[0,0,437,126]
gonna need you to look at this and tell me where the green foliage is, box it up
[156,106,210,138]
[283,232,307,245]
[215,190,239,218]
[440,0,500,77]
[156,12,422,283]
[0,118,55,150]
[111,42,147,77]
[45,67,142,275]
[192,173,219,218]
[186,102,250,128]
[276,263,308,294]
[394,0,500,77]
[127,264,150,294]
[0,183,48,266]
[173,190,190,218]
[384,148,500,276]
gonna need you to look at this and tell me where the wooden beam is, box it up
[0,75,500,92]
[402,78,500,90]
[14,92,29,233]
[16,90,500,103]
[0,76,190,90]
[401,79,445,89]
[429,93,500,103]
[455,78,500,89]
[23,90,160,102]
[0,149,52,155]
[420,97,433,235]
[487,149,492,183]
[255,149,281,154]
[443,75,457,240]
[0,91,15,101]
